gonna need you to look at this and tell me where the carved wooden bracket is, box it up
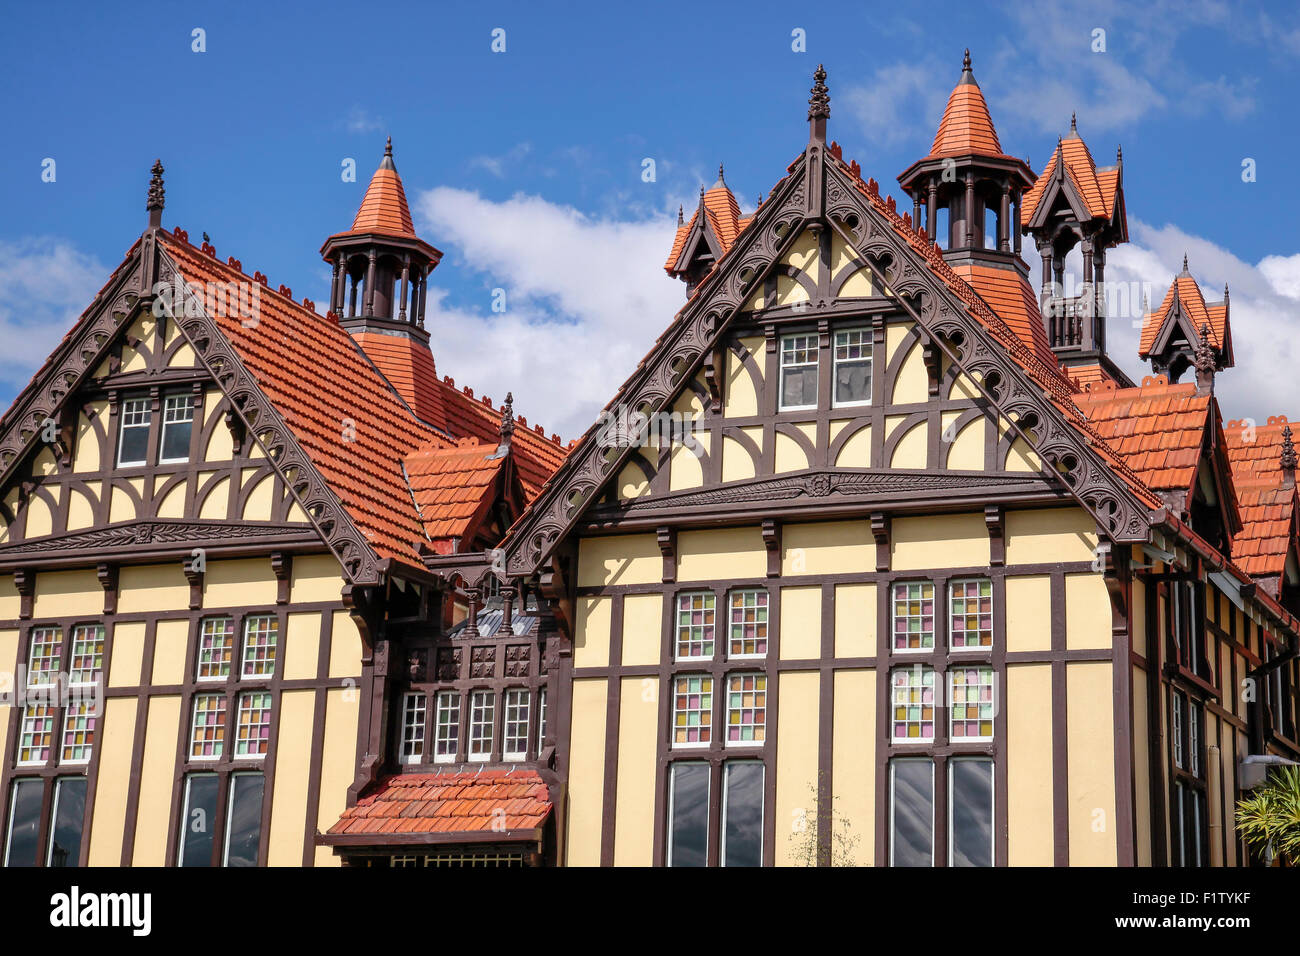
[871,512,890,572]
[761,518,781,578]
[1098,540,1129,630]
[985,505,1005,567]
[342,583,382,652]
[657,525,676,583]
[538,557,574,640]
[56,403,78,470]
[13,568,34,620]
[97,562,118,615]
[920,330,942,398]
[224,404,246,456]
[270,551,292,605]
[183,555,204,610]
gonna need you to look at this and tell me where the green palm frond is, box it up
[1235,765,1300,865]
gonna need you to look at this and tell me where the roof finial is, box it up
[717,162,725,185]
[808,64,830,143]
[146,159,165,230]
[1182,253,1189,274]
[1282,425,1297,488]
[1194,322,1217,396]
[1070,111,1077,133]
[500,392,515,445]
[677,204,684,226]
[385,135,392,156]
[963,48,971,72]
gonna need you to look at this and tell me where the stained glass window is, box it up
[672,675,713,747]
[726,674,766,745]
[892,582,935,651]
[59,701,97,764]
[400,693,426,763]
[891,664,935,742]
[469,690,495,761]
[197,617,235,680]
[728,590,768,657]
[949,579,993,649]
[676,592,716,660]
[434,692,460,763]
[949,666,995,740]
[190,694,227,760]
[503,688,530,760]
[26,628,61,687]
[241,616,278,678]
[17,704,55,765]
[67,625,104,684]
[234,692,273,757]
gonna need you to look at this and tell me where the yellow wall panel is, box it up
[566,678,608,866]
[1066,573,1112,650]
[204,557,277,608]
[891,513,988,571]
[288,554,344,604]
[779,586,821,660]
[1007,663,1054,865]
[198,476,229,519]
[577,533,660,588]
[268,690,316,865]
[669,441,705,491]
[832,669,874,864]
[131,695,182,865]
[833,424,872,468]
[154,479,187,519]
[151,618,190,685]
[313,687,359,867]
[889,419,927,469]
[327,609,362,680]
[203,391,234,462]
[782,520,872,576]
[283,611,322,680]
[0,629,17,770]
[1005,507,1097,565]
[109,482,138,523]
[724,342,760,418]
[574,596,611,669]
[108,621,146,688]
[677,526,766,581]
[721,434,758,483]
[1005,575,1052,652]
[613,676,659,865]
[774,670,820,865]
[834,583,875,658]
[1066,661,1117,865]
[0,578,17,620]
[32,569,101,618]
[73,402,105,474]
[774,430,810,474]
[943,414,985,470]
[23,487,59,538]
[621,593,661,666]
[87,697,138,865]
[1132,668,1151,866]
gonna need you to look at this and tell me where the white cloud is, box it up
[467,143,534,179]
[414,186,684,439]
[842,62,951,150]
[0,238,108,395]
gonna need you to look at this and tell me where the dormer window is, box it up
[116,398,150,466]
[160,394,196,463]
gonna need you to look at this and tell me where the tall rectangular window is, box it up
[178,774,220,867]
[61,623,104,764]
[117,397,151,467]
[468,690,495,761]
[893,582,935,651]
[949,757,993,867]
[1189,705,1201,776]
[891,664,935,742]
[234,692,273,758]
[676,592,716,660]
[223,772,265,867]
[948,666,995,741]
[949,579,993,649]
[66,625,104,685]
[503,688,530,761]
[59,701,97,765]
[1171,691,1185,769]
[190,694,227,760]
[728,590,768,658]
[667,762,709,867]
[241,616,278,679]
[3,779,44,867]
[26,627,62,686]
[159,393,196,463]
[536,687,548,753]
[779,333,819,410]
[832,328,872,406]
[890,758,934,867]
[17,704,56,766]
[725,674,766,746]
[19,627,61,765]
[400,693,426,764]
[434,692,460,763]
[197,617,235,680]
[672,675,713,748]
[46,777,87,867]
[722,761,764,867]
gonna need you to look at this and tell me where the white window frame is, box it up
[724,673,766,748]
[221,771,264,866]
[891,581,936,654]
[947,756,994,867]
[947,665,995,743]
[240,615,278,679]
[433,691,460,764]
[890,663,936,744]
[400,692,427,765]
[778,333,819,412]
[670,674,714,750]
[1172,691,1185,769]
[719,760,764,867]
[116,397,151,467]
[831,327,872,408]
[536,687,548,754]
[234,691,272,760]
[889,757,935,867]
[726,589,768,660]
[666,761,710,867]
[189,693,227,761]
[675,591,716,662]
[468,690,495,762]
[197,617,235,682]
[947,578,994,651]
[159,393,196,464]
[502,688,530,761]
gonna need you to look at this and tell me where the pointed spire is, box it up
[146,159,165,230]
[963,48,971,72]
[1070,111,1077,134]
[348,140,414,236]
[808,64,830,143]
[716,162,726,186]
[499,392,515,448]
[677,205,684,226]
[1181,253,1190,275]
[1282,425,1297,489]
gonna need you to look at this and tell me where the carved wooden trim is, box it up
[97,562,119,615]
[271,551,292,604]
[761,518,781,578]
[657,525,676,584]
[985,504,1005,567]
[13,568,34,620]
[183,554,204,610]
[871,512,890,572]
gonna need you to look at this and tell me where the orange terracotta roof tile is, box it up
[1139,271,1229,359]
[1021,130,1119,226]
[345,144,415,238]
[929,67,1003,158]
[404,439,508,543]
[948,262,1057,370]
[1068,363,1122,391]
[665,176,753,275]
[352,332,447,426]
[326,769,552,840]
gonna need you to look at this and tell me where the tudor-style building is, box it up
[2,55,1298,869]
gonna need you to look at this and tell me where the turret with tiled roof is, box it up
[665,164,754,296]
[1020,115,1130,387]
[1138,255,1234,383]
[897,51,1052,370]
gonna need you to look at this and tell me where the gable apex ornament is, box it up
[1281,424,1297,489]
[808,63,830,143]
[146,159,165,230]
[1193,323,1217,396]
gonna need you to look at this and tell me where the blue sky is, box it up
[4,0,1300,435]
